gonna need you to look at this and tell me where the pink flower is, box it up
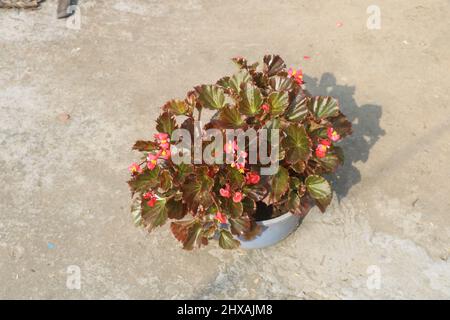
[235,161,246,173]
[147,197,157,207]
[315,145,327,158]
[288,67,304,85]
[147,153,158,170]
[143,190,158,207]
[315,139,331,158]
[155,132,170,150]
[154,133,169,141]
[159,142,170,150]
[219,184,231,198]
[261,104,270,113]
[215,211,227,224]
[232,192,243,203]
[327,127,340,142]
[319,139,331,147]
[143,191,154,200]
[128,162,142,175]
[245,172,260,185]
[159,148,171,160]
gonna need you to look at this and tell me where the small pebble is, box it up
[57,113,71,123]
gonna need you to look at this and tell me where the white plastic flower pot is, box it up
[238,212,301,249]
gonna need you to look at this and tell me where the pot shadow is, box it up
[303,73,385,200]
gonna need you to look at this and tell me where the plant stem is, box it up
[197,107,202,121]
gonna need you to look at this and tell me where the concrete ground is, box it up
[1,0,449,299]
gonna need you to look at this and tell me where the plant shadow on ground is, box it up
[304,73,385,200]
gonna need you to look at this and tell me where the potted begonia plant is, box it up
[128,55,352,249]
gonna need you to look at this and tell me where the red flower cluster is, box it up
[143,190,158,207]
[147,132,171,170]
[315,127,341,158]
[219,183,243,203]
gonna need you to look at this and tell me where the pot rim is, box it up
[257,211,294,226]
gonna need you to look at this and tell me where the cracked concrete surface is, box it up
[1,0,449,299]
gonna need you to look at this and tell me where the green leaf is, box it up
[270,166,289,202]
[315,195,332,213]
[243,184,267,202]
[218,71,251,94]
[226,166,245,189]
[166,199,185,220]
[141,198,168,230]
[241,197,256,215]
[263,54,286,77]
[251,71,268,89]
[182,167,214,209]
[230,71,251,93]
[289,177,301,190]
[171,220,204,250]
[174,163,194,185]
[230,216,251,236]
[269,76,294,91]
[130,196,143,226]
[305,175,332,200]
[156,112,177,136]
[171,219,193,242]
[316,147,343,172]
[287,192,311,216]
[287,191,301,214]
[222,198,243,218]
[163,99,191,116]
[218,106,244,128]
[159,170,173,192]
[310,96,339,119]
[282,124,312,163]
[291,161,306,174]
[268,91,289,116]
[285,93,309,122]
[180,117,195,138]
[216,76,231,89]
[219,229,240,249]
[196,85,226,110]
[239,83,263,116]
[128,167,161,195]
[132,140,159,152]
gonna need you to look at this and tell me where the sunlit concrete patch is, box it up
[113,0,168,17]
[0,5,72,42]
